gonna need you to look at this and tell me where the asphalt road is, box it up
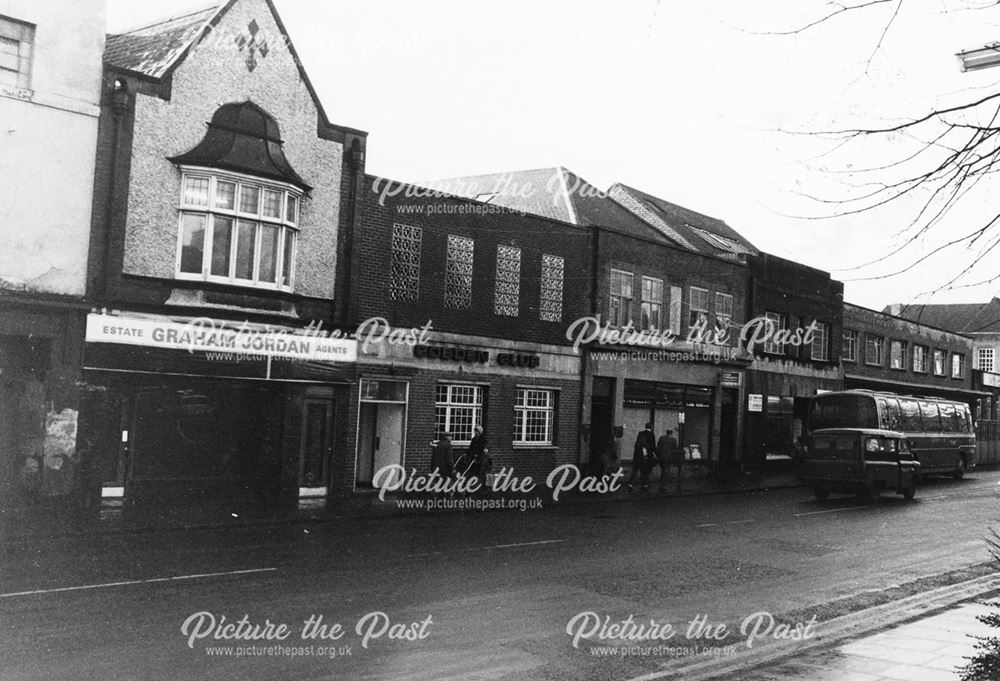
[2,472,1000,681]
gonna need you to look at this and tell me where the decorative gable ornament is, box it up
[235,19,270,72]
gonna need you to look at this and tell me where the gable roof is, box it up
[103,0,366,140]
[609,183,758,258]
[888,299,1000,334]
[418,167,673,244]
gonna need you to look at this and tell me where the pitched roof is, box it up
[888,299,1000,334]
[609,183,758,258]
[418,167,673,243]
[104,4,222,79]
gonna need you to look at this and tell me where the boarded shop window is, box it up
[494,245,521,316]
[540,254,564,322]
[435,384,483,444]
[444,235,474,309]
[514,389,555,445]
[390,224,422,301]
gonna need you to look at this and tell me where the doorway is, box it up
[355,379,408,489]
[299,398,334,497]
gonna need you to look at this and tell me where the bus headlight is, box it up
[866,438,880,452]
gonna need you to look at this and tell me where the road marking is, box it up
[794,506,867,517]
[697,520,755,528]
[0,568,278,598]
[406,538,567,558]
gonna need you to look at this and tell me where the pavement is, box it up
[0,463,800,541]
[727,598,999,681]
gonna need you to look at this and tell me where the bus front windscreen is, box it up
[809,394,879,432]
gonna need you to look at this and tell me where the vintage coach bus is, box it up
[807,390,976,478]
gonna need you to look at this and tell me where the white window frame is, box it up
[640,276,663,331]
[952,353,964,379]
[175,169,300,292]
[843,330,858,362]
[978,347,995,373]
[689,286,710,329]
[514,388,555,446]
[913,344,928,373]
[715,292,734,340]
[0,15,34,90]
[889,339,906,370]
[811,321,830,362]
[609,269,633,327]
[865,334,884,366]
[763,311,787,355]
[933,349,946,376]
[434,384,484,445]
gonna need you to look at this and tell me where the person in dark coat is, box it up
[628,422,656,492]
[431,432,454,480]
[654,428,680,492]
[467,425,491,489]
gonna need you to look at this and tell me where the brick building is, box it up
[81,0,364,511]
[342,176,590,492]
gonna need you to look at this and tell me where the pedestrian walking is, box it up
[654,428,680,492]
[628,422,656,492]
[467,425,491,490]
[431,432,454,480]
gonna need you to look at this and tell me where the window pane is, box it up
[179,213,206,274]
[183,176,210,207]
[214,181,236,210]
[259,223,280,283]
[281,230,295,287]
[263,189,283,219]
[210,216,233,276]
[235,221,256,280]
[286,195,298,224]
[240,185,260,214]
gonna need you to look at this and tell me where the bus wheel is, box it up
[902,483,917,500]
[813,487,829,501]
[952,457,966,480]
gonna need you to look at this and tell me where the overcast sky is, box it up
[107,1,1000,311]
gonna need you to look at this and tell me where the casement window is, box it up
[444,235,474,309]
[668,286,682,334]
[952,353,965,379]
[763,311,787,355]
[889,340,906,370]
[978,347,995,373]
[609,269,633,327]
[390,224,422,301]
[640,277,663,331]
[494,245,521,316]
[0,16,34,90]
[434,384,484,445]
[811,321,830,362]
[933,349,946,376]
[843,330,859,362]
[913,344,928,373]
[514,388,555,446]
[865,334,884,366]
[689,287,709,329]
[540,254,564,322]
[176,172,299,290]
[715,292,734,340]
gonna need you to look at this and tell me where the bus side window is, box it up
[879,398,901,431]
[939,402,958,433]
[899,399,921,431]
[959,404,973,433]
[919,401,941,431]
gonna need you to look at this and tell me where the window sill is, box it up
[512,443,557,450]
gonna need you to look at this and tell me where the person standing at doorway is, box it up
[431,432,454,481]
[654,428,680,493]
[628,422,656,492]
